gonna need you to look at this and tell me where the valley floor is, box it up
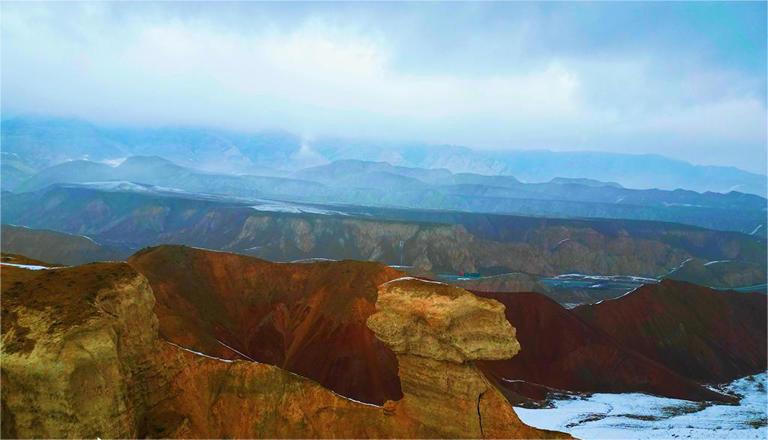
[515,373,768,439]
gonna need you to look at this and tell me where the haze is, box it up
[1,1,766,173]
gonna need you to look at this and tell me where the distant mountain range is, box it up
[7,154,766,235]
[3,116,766,196]
[4,185,764,284]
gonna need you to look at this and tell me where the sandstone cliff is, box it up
[1,263,160,438]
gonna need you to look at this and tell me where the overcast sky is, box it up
[2,2,766,173]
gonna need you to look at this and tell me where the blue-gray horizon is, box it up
[1,2,766,173]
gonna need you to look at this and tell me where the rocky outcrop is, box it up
[366,277,565,438]
[2,255,565,438]
[1,263,161,438]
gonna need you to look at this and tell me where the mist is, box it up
[1,2,766,172]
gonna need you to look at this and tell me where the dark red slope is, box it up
[128,245,747,406]
[475,291,731,402]
[128,245,404,405]
[573,279,767,383]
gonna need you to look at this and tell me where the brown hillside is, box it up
[475,291,732,403]
[573,279,767,383]
[127,245,404,405]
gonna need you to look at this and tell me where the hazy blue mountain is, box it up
[13,156,767,234]
[2,116,765,196]
[1,152,38,191]
[312,139,767,196]
[0,117,127,169]
[16,156,329,199]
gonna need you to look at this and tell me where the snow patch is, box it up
[101,157,127,167]
[75,181,186,194]
[515,373,767,439]
[382,276,445,286]
[0,262,57,270]
[290,258,338,263]
[216,339,256,362]
[328,391,382,408]
[165,341,234,363]
[250,200,347,216]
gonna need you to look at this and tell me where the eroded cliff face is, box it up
[1,263,160,438]
[1,259,565,439]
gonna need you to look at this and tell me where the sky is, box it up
[1,2,766,173]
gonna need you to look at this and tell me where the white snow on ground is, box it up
[704,260,732,266]
[515,373,767,439]
[666,257,694,275]
[216,339,256,362]
[327,391,382,408]
[69,181,200,196]
[165,341,234,363]
[382,276,445,286]
[250,200,348,216]
[100,157,127,167]
[290,258,338,263]
[0,262,56,270]
[553,274,658,284]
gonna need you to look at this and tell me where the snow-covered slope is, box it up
[516,373,767,439]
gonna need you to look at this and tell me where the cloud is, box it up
[1,2,765,172]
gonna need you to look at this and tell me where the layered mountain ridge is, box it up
[4,187,764,286]
[3,116,765,196]
[8,154,766,234]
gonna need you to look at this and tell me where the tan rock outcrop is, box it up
[367,277,563,439]
[1,263,161,439]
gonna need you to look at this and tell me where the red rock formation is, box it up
[128,245,404,404]
[129,246,747,406]
[2,257,567,439]
[475,290,733,403]
[573,279,768,383]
